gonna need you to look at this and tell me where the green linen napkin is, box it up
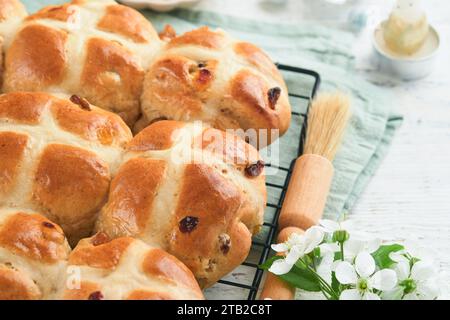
[21,1,403,219]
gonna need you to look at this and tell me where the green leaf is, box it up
[334,251,343,261]
[372,244,404,269]
[279,265,322,292]
[258,255,283,270]
[260,256,322,292]
[331,271,340,293]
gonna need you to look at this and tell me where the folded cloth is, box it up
[21,1,403,219]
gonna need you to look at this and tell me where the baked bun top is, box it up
[0,92,132,244]
[0,208,70,300]
[0,0,27,46]
[61,233,204,300]
[97,120,266,287]
[138,26,291,147]
[3,0,162,126]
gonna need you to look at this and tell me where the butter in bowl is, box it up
[372,0,440,81]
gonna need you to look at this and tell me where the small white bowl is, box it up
[372,22,440,81]
[119,0,201,12]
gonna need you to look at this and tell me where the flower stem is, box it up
[297,258,339,300]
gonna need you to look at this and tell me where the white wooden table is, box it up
[186,0,450,299]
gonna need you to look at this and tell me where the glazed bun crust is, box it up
[0,209,70,300]
[1,1,291,145]
[61,233,204,300]
[0,92,132,244]
[3,0,162,126]
[96,120,266,287]
[138,27,291,146]
[0,0,26,42]
[0,0,279,295]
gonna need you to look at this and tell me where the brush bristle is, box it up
[303,93,351,161]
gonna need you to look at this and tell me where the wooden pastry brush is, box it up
[260,92,351,300]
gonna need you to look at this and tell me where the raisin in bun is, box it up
[0,92,132,244]
[137,26,291,147]
[60,233,203,300]
[3,0,162,126]
[0,208,70,300]
[96,120,266,287]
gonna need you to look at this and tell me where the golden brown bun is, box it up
[138,27,291,147]
[3,0,162,126]
[60,233,204,300]
[0,208,70,300]
[0,92,132,244]
[96,120,266,287]
[1,1,291,142]
[0,0,26,44]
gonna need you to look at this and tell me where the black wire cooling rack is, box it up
[204,64,321,300]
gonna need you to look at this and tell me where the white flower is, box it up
[344,238,381,262]
[317,253,334,284]
[319,219,354,233]
[271,232,303,253]
[269,227,324,275]
[389,241,434,265]
[335,251,397,300]
[317,238,381,265]
[383,260,439,300]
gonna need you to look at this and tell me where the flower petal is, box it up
[271,243,289,253]
[319,243,340,255]
[363,292,381,300]
[319,219,340,233]
[381,287,404,300]
[389,251,408,263]
[416,280,439,300]
[287,232,304,246]
[355,251,375,278]
[285,245,303,265]
[317,254,334,283]
[339,289,361,300]
[370,269,397,291]
[335,261,357,285]
[341,220,355,232]
[269,259,293,275]
[303,227,324,254]
[344,239,365,259]
[394,261,410,281]
[366,238,382,253]
[411,261,435,281]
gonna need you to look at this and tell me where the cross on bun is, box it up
[96,120,266,287]
[60,233,204,300]
[0,92,132,244]
[0,208,70,300]
[137,26,291,147]
[3,0,162,126]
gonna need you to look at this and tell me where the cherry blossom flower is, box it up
[269,227,324,275]
[335,252,397,300]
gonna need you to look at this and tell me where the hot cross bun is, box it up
[0,208,70,300]
[3,0,162,126]
[138,26,291,147]
[60,233,204,300]
[96,120,266,287]
[0,92,132,244]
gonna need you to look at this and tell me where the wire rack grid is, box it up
[203,64,321,300]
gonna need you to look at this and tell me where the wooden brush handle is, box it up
[259,154,334,300]
[259,227,304,300]
[278,154,334,230]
